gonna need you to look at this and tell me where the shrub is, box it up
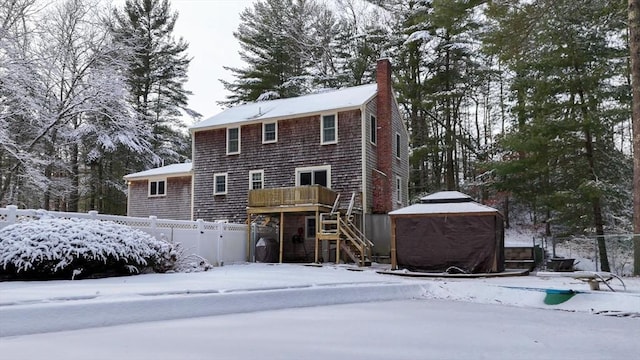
[0,218,178,280]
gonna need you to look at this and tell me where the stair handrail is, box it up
[342,216,374,248]
[330,194,341,214]
[346,193,355,218]
[338,217,373,253]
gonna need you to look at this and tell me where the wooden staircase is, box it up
[316,193,373,267]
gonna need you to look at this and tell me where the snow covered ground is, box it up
[0,263,639,359]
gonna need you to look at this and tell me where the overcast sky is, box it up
[163,0,254,124]
[109,0,255,123]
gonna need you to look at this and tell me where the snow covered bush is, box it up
[0,218,179,280]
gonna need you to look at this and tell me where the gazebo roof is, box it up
[390,191,500,216]
[420,191,473,204]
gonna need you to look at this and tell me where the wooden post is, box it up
[390,216,397,270]
[246,213,252,262]
[314,209,320,263]
[279,211,284,263]
[335,214,341,264]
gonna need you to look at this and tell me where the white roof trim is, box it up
[124,163,193,180]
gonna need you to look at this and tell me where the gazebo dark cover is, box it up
[389,191,504,273]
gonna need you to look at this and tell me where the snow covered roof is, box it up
[190,83,378,132]
[389,202,500,215]
[421,191,473,203]
[390,191,499,215]
[124,163,192,180]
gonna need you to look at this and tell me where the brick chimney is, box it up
[372,58,393,213]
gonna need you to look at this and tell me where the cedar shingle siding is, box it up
[193,110,364,222]
[127,176,192,220]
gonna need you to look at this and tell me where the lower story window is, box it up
[214,173,228,195]
[305,216,316,239]
[149,179,166,197]
[249,170,264,190]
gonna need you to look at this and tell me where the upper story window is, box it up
[249,170,264,190]
[227,127,240,155]
[370,115,377,145]
[262,122,277,143]
[395,132,401,159]
[321,114,337,144]
[148,179,166,197]
[214,173,228,195]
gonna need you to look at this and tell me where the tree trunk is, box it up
[629,0,640,276]
[504,195,510,229]
[68,142,79,212]
[584,128,610,272]
[444,43,456,190]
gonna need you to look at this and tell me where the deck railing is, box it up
[248,185,337,208]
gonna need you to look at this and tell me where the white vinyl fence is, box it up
[0,205,247,266]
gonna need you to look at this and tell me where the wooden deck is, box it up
[247,185,337,214]
[247,186,372,266]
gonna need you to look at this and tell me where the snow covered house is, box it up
[124,162,193,221]
[389,191,505,273]
[125,59,409,265]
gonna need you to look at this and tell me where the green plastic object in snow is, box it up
[544,289,576,305]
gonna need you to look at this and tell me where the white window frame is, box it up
[320,113,338,145]
[370,115,377,145]
[213,172,228,195]
[148,178,166,197]
[249,170,264,190]
[227,127,241,155]
[262,122,278,144]
[395,132,401,159]
[295,165,331,188]
[396,175,402,204]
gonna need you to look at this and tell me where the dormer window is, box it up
[227,127,240,155]
[262,122,277,143]
[321,114,337,144]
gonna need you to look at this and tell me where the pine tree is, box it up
[0,0,155,212]
[381,0,489,196]
[222,0,350,105]
[629,0,640,275]
[110,0,192,166]
[486,0,631,271]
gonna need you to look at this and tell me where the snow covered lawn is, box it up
[0,263,638,358]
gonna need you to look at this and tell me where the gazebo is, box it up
[389,191,504,273]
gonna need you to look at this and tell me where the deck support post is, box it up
[279,211,284,263]
[314,209,320,263]
[390,217,397,270]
